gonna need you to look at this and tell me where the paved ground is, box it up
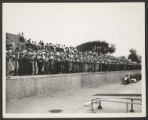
[6,80,142,113]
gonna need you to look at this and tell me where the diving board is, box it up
[90,93,142,113]
[93,93,142,97]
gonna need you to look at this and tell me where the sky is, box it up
[3,3,145,57]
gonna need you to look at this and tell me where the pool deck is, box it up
[6,81,142,113]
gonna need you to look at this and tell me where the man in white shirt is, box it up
[124,75,130,84]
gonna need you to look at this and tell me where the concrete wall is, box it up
[6,70,141,102]
[81,70,141,87]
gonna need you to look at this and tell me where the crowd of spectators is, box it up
[6,34,141,76]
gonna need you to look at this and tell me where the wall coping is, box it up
[6,70,141,80]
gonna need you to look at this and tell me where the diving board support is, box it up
[91,99,94,113]
[98,100,102,109]
[130,99,134,112]
[126,102,128,113]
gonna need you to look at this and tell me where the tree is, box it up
[76,40,116,55]
[128,49,141,63]
[108,44,116,54]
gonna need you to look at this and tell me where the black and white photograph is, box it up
[2,2,146,118]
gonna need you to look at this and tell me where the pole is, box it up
[98,100,102,109]
[130,99,135,112]
[126,103,128,113]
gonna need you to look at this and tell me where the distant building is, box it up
[6,32,26,50]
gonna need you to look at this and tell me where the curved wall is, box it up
[6,70,141,102]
